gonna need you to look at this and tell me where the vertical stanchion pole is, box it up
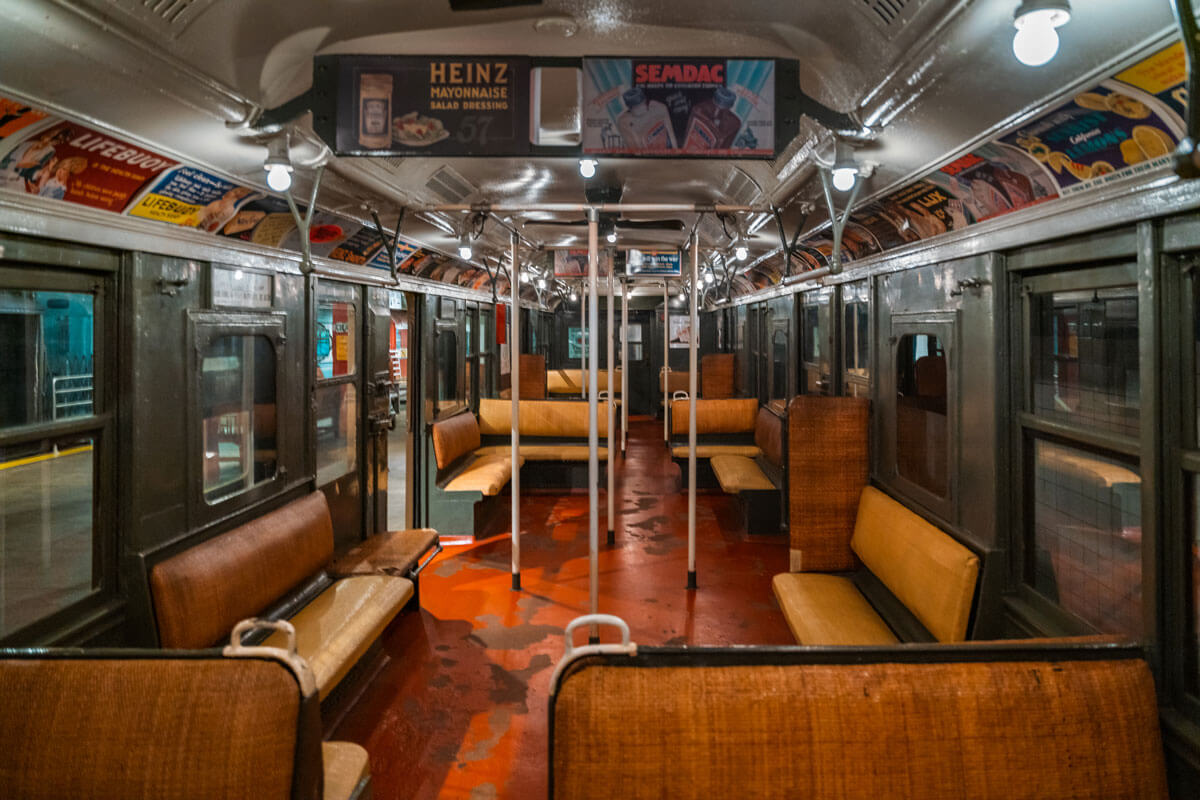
[687,235,699,590]
[662,279,669,442]
[621,277,629,455]
[580,283,587,399]
[510,234,521,591]
[607,263,615,546]
[587,208,600,642]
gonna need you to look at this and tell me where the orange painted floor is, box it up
[332,418,794,800]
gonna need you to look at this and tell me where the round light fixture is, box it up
[578,158,598,179]
[570,290,578,302]
[536,278,547,290]
[606,230,617,244]
[457,231,472,261]
[1013,0,1070,67]
[734,245,748,262]
[266,163,292,192]
[831,166,858,192]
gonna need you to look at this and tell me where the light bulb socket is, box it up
[579,158,598,178]
[1014,0,1070,29]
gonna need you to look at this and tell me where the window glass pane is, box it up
[771,329,788,404]
[316,302,356,379]
[0,290,94,428]
[896,333,948,496]
[1031,287,1139,437]
[480,309,492,354]
[1031,439,1142,637]
[801,305,819,364]
[466,313,475,356]
[201,335,277,504]
[316,383,357,485]
[844,301,869,377]
[0,435,95,635]
[437,330,459,414]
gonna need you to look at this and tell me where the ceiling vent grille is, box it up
[855,0,928,33]
[425,165,478,204]
[94,0,218,35]
[862,0,907,26]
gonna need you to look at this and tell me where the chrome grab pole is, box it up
[587,208,600,641]
[687,235,698,590]
[510,232,521,591]
[621,277,628,455]
[607,264,615,547]
[662,279,669,442]
[580,283,586,399]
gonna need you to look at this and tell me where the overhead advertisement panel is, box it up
[581,58,776,157]
[625,249,681,276]
[318,55,532,157]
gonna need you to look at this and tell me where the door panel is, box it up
[364,286,396,535]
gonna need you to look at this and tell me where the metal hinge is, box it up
[950,277,991,297]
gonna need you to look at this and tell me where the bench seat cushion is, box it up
[331,528,440,577]
[263,575,413,700]
[432,412,481,470]
[671,397,758,435]
[671,445,761,459]
[444,455,520,495]
[711,455,775,493]
[771,572,899,645]
[323,742,370,800]
[474,445,609,461]
[852,487,979,643]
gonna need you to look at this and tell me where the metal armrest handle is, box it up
[550,614,637,694]
[222,618,316,697]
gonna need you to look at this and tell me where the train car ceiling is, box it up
[0,0,1187,301]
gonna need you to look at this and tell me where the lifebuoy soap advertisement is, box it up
[582,58,775,157]
[328,55,531,157]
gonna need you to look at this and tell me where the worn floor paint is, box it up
[332,418,794,799]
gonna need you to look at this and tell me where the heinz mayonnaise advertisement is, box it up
[582,58,775,157]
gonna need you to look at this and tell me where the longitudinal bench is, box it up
[549,624,1166,799]
[149,490,412,700]
[0,643,371,799]
[773,486,979,644]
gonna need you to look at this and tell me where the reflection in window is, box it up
[771,329,788,405]
[316,302,356,379]
[802,305,820,365]
[0,435,95,636]
[0,290,94,428]
[1031,287,1139,437]
[315,383,357,485]
[437,329,460,414]
[1032,439,1142,637]
[896,333,948,496]
[201,335,277,504]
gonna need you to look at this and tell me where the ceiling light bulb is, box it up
[606,230,617,244]
[570,291,578,301]
[578,158,598,179]
[458,231,472,261]
[831,166,858,192]
[536,278,547,290]
[704,271,714,284]
[266,163,292,192]
[734,245,748,261]
[1013,1,1070,67]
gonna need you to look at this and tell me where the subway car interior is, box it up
[3,0,1200,797]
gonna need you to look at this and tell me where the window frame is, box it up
[885,311,958,522]
[1011,261,1145,638]
[0,264,116,644]
[187,310,287,525]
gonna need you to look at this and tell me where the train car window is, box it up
[0,290,94,428]
[770,327,788,410]
[895,333,948,497]
[1017,264,1142,639]
[437,328,461,415]
[1190,473,1200,695]
[316,301,357,379]
[800,295,831,395]
[1030,288,1139,437]
[199,334,277,504]
[478,306,493,401]
[1031,439,1142,638]
[0,280,106,639]
[842,281,870,399]
[315,383,357,485]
